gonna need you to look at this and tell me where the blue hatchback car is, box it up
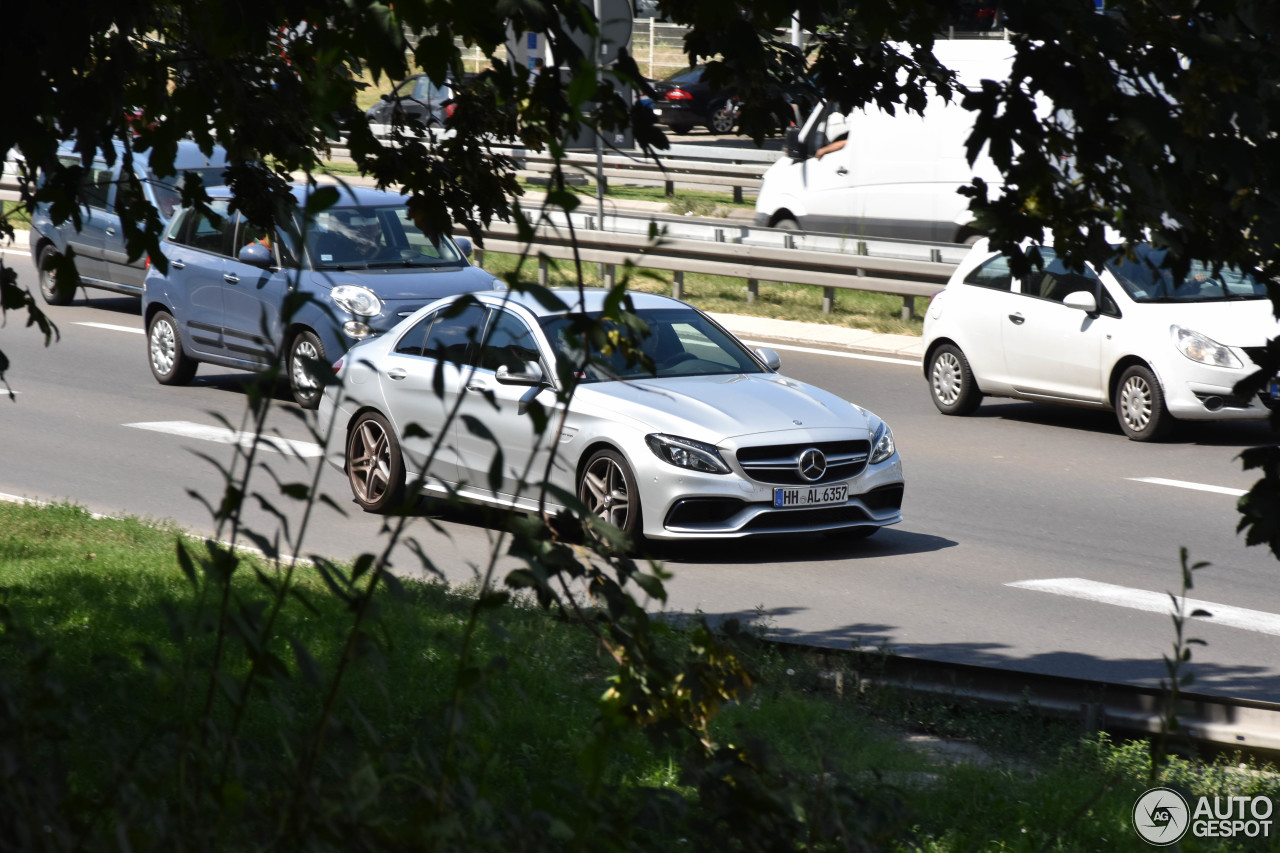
[141,183,504,408]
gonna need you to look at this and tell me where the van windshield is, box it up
[1104,245,1269,303]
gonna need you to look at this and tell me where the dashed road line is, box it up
[126,421,324,458]
[1128,477,1248,497]
[1008,577,1280,637]
[77,321,144,335]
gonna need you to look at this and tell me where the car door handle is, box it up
[223,273,240,284]
[171,260,185,270]
[465,382,487,392]
[1008,313,1025,325]
[386,368,407,381]
[835,167,848,175]
[106,227,117,236]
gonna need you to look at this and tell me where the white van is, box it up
[753,40,1015,243]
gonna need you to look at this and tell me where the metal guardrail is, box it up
[466,219,953,317]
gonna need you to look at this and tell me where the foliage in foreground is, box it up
[4,501,1280,851]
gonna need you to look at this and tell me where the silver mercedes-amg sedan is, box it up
[318,289,904,542]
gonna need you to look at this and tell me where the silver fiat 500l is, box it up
[319,289,905,542]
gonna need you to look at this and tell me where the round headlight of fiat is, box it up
[331,285,383,318]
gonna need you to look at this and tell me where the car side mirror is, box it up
[1063,290,1098,314]
[237,242,274,269]
[755,347,781,371]
[783,127,808,161]
[454,236,473,258]
[495,361,546,387]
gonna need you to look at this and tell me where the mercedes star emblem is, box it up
[798,448,827,482]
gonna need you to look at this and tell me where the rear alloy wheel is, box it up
[147,311,197,385]
[346,411,406,513]
[288,330,327,410]
[38,245,75,306]
[578,449,643,547]
[1115,364,1172,441]
[709,102,738,135]
[927,343,982,415]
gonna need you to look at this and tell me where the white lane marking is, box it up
[1128,477,1248,497]
[77,322,144,335]
[737,339,921,367]
[126,421,324,458]
[1008,577,1280,637]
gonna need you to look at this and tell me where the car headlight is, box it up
[1171,325,1241,368]
[331,285,383,318]
[491,277,508,291]
[645,433,731,475]
[868,416,897,464]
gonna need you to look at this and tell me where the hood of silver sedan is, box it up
[577,372,869,441]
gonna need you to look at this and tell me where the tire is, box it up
[773,216,800,231]
[147,310,198,385]
[288,330,327,410]
[709,102,737,135]
[927,343,983,415]
[346,411,406,513]
[38,245,75,306]
[578,448,643,547]
[1115,364,1172,441]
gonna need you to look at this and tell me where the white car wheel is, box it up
[1116,365,1171,441]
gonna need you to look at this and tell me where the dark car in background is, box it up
[364,75,455,129]
[30,139,230,305]
[649,66,739,135]
[141,183,505,408]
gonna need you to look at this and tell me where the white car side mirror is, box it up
[755,347,781,370]
[1063,290,1098,314]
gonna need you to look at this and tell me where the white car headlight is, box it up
[331,285,383,317]
[869,416,897,464]
[1171,325,1241,369]
[645,434,731,475]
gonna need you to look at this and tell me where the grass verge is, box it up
[1,499,1276,849]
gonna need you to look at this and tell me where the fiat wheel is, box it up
[346,411,406,513]
[288,330,327,410]
[38,245,75,306]
[147,310,198,385]
[1115,364,1172,441]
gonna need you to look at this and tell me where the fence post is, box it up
[823,287,835,314]
[604,264,616,288]
[539,256,549,287]
[474,246,485,266]
[901,296,916,321]
[746,278,758,304]
[733,186,743,204]
[665,179,675,197]
[672,270,684,300]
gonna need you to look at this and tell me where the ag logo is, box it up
[1133,787,1190,845]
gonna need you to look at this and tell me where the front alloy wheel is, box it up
[346,411,406,513]
[147,311,197,385]
[928,344,982,415]
[578,449,642,546]
[288,331,327,409]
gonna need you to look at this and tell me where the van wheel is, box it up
[288,331,327,410]
[1116,365,1172,441]
[148,311,198,385]
[38,245,75,306]
[773,217,800,231]
[928,344,982,415]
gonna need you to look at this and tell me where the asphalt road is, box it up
[3,244,1279,701]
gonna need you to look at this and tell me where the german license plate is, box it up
[1269,377,1280,399]
[773,483,848,508]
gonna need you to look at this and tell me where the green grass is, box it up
[2,500,1278,849]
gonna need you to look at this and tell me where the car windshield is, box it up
[665,67,703,85]
[539,307,764,382]
[147,166,230,219]
[304,205,465,270]
[1105,244,1269,302]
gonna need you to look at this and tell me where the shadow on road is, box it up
[976,400,1280,448]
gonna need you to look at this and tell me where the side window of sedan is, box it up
[394,313,435,357]
[477,310,540,372]
[424,302,488,366]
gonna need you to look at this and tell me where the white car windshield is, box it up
[539,308,765,382]
[1105,244,1268,302]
